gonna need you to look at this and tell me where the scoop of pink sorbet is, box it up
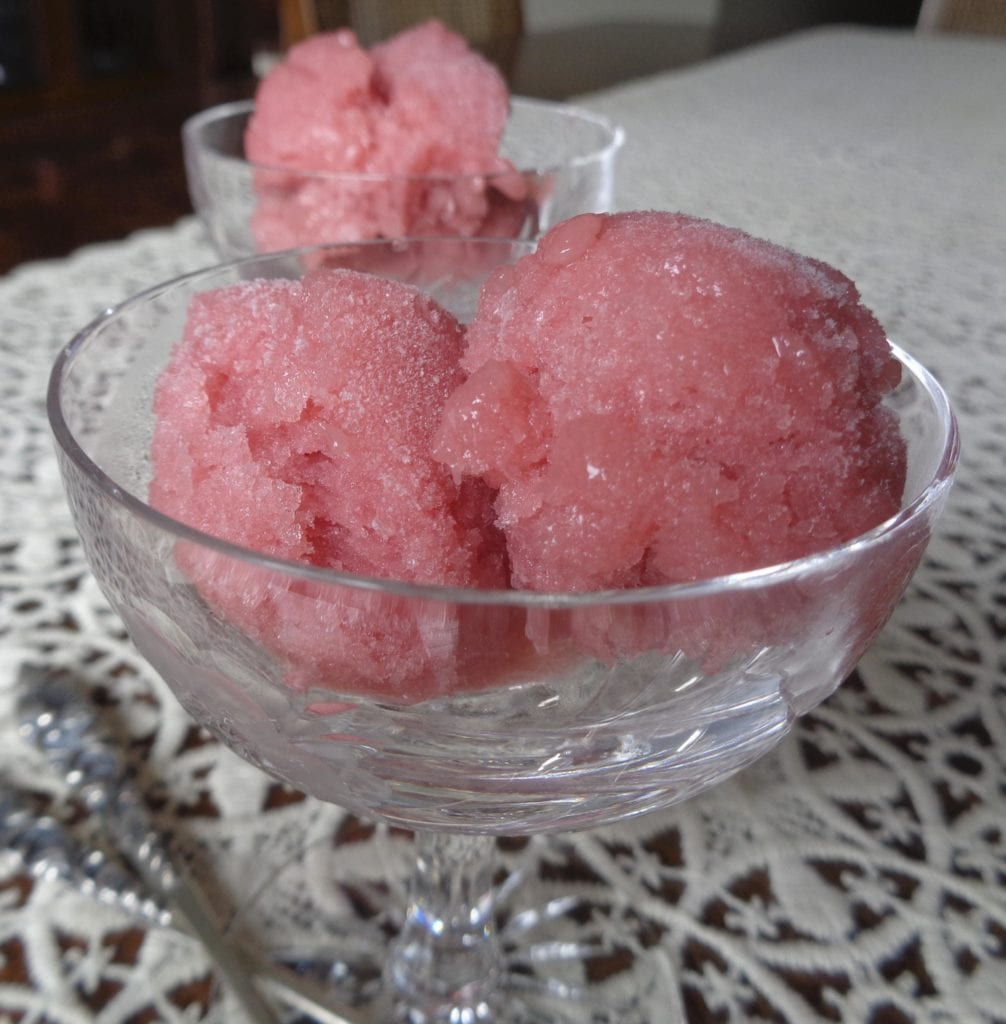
[434,211,907,592]
[151,268,505,586]
[244,21,526,249]
[149,268,507,700]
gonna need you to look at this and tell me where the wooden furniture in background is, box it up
[278,0,523,78]
[917,0,1006,34]
[275,0,711,101]
[0,0,277,273]
[3,1,941,274]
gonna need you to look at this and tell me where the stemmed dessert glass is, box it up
[47,239,958,1023]
[183,98,624,259]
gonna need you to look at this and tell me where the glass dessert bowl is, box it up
[47,239,958,1023]
[183,98,624,260]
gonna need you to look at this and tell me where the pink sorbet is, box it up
[434,211,907,592]
[148,268,507,700]
[244,21,529,250]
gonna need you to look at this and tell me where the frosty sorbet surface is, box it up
[244,21,526,249]
[149,268,504,590]
[435,212,907,591]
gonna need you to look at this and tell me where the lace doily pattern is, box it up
[2,27,1005,1023]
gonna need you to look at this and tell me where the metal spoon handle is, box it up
[0,787,366,1024]
[0,790,170,926]
[16,669,277,1024]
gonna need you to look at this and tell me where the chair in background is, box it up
[279,0,523,79]
[276,0,714,101]
[917,0,1006,34]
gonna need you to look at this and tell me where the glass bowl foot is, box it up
[225,820,681,1024]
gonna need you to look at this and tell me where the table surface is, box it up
[1,25,1004,1024]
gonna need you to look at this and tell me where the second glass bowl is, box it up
[183,97,624,259]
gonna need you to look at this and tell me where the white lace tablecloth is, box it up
[1,26,1004,1024]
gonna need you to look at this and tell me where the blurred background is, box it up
[0,0,945,273]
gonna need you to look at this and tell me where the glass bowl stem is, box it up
[388,832,501,1022]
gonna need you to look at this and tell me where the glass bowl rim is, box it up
[47,240,960,610]
[182,96,626,183]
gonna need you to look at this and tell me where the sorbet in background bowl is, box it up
[183,22,623,258]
